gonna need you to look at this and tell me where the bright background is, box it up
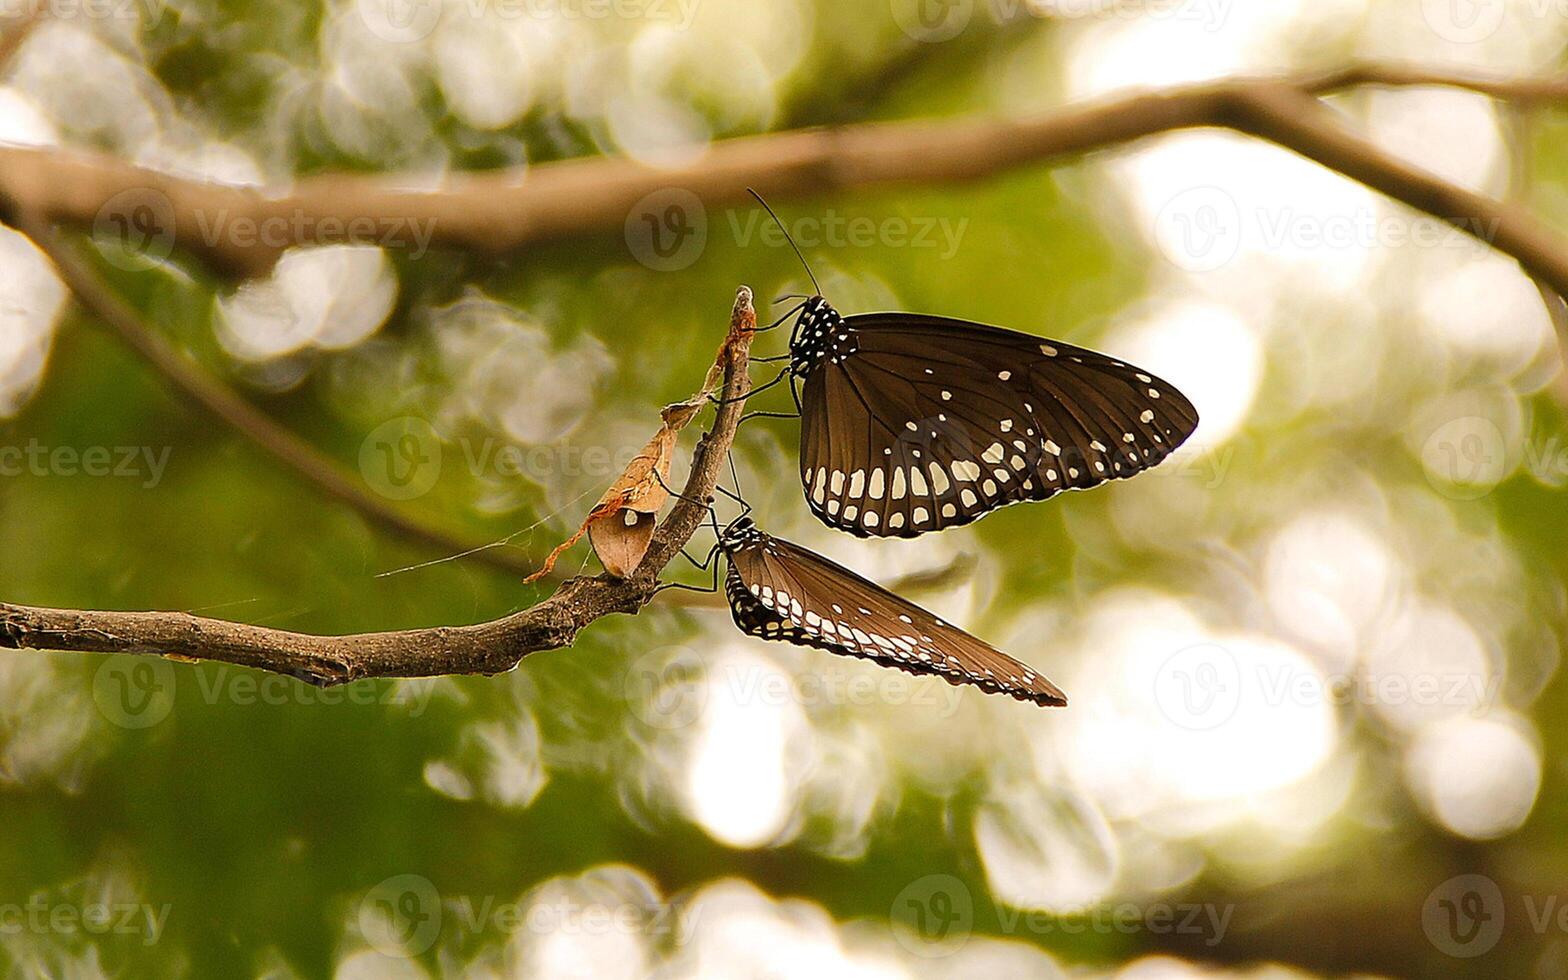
[1,0,1566,977]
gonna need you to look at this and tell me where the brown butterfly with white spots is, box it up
[786,304,1199,538]
[717,515,1066,707]
[743,192,1199,539]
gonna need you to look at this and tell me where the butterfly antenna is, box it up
[748,188,820,296]
[727,452,745,500]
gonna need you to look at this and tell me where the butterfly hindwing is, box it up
[797,311,1198,537]
[723,524,1066,707]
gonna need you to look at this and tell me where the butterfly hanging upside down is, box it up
[780,296,1201,538]
[743,193,1201,539]
[704,512,1067,708]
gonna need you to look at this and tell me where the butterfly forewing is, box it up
[797,311,1198,538]
[723,524,1066,707]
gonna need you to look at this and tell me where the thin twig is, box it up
[17,213,541,577]
[1,63,1565,279]
[0,288,757,683]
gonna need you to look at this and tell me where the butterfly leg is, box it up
[711,365,788,405]
[657,543,723,595]
[739,409,800,423]
[750,300,807,333]
[648,467,715,512]
[677,539,722,571]
[712,483,752,521]
[655,577,719,596]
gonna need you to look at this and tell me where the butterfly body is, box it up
[717,515,1066,707]
[784,297,1200,538]
[787,296,857,378]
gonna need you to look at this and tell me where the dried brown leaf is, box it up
[525,376,719,583]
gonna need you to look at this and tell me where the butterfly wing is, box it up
[724,530,1066,707]
[798,312,1198,537]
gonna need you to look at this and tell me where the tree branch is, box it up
[1218,82,1568,298]
[1,63,1565,281]
[0,287,756,684]
[15,212,544,577]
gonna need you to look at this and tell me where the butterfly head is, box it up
[789,295,851,377]
[718,514,763,552]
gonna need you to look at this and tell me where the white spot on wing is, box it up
[952,460,981,482]
[928,463,951,495]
